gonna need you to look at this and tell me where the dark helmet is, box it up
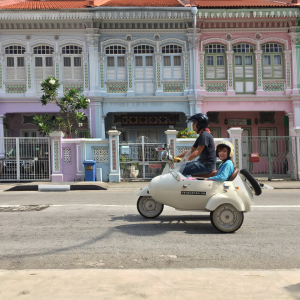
[187,113,209,132]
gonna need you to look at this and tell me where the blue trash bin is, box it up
[83,160,96,181]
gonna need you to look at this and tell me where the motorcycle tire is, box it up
[240,169,262,196]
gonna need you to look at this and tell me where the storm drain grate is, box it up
[0,205,49,212]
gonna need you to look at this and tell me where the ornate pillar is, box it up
[284,50,292,94]
[183,51,190,94]
[53,52,63,95]
[198,51,205,94]
[0,115,4,158]
[227,127,243,169]
[86,31,100,95]
[99,53,105,93]
[226,51,235,96]
[94,101,106,139]
[24,52,34,96]
[108,129,121,182]
[49,131,64,182]
[165,129,178,158]
[289,33,298,94]
[254,50,264,95]
[154,52,163,96]
[286,112,294,132]
[82,51,89,94]
[126,52,134,96]
[292,101,300,127]
[0,53,4,95]
[289,127,300,179]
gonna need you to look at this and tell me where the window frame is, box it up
[33,45,54,80]
[105,45,127,82]
[4,45,26,82]
[262,43,284,79]
[258,127,278,156]
[162,44,183,80]
[61,45,83,81]
[204,44,227,80]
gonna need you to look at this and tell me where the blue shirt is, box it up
[208,160,234,182]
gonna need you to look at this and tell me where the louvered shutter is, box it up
[145,67,154,79]
[16,67,26,80]
[216,67,225,79]
[274,66,282,78]
[35,67,43,81]
[6,68,15,80]
[107,68,115,80]
[63,67,72,80]
[206,67,215,79]
[117,67,126,80]
[74,67,83,80]
[173,66,182,79]
[145,82,154,94]
[235,82,243,93]
[263,66,272,78]
[45,67,54,78]
[135,68,143,79]
[163,66,172,79]
[245,67,253,78]
[234,67,243,78]
[136,82,144,93]
[245,81,254,92]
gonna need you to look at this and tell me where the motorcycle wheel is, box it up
[240,169,262,196]
[210,204,244,233]
[137,196,164,219]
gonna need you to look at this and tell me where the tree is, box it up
[33,77,90,138]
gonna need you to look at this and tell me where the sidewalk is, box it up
[1,179,300,191]
[0,268,299,299]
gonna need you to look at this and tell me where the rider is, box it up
[207,141,234,181]
[175,113,216,176]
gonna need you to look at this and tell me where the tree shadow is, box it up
[284,283,300,300]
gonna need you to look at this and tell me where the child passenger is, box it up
[207,141,235,182]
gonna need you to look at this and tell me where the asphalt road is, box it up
[0,189,299,270]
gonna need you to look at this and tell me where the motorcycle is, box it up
[137,146,262,233]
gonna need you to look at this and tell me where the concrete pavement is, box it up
[0,269,299,299]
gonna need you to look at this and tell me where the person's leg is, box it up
[180,161,210,177]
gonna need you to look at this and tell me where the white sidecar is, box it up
[137,150,262,233]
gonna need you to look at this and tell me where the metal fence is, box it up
[0,137,50,181]
[119,136,166,179]
[241,136,298,180]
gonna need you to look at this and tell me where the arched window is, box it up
[5,45,26,81]
[204,44,226,80]
[162,44,183,80]
[133,45,154,94]
[33,45,54,86]
[105,45,126,81]
[262,43,283,78]
[233,43,255,94]
[62,45,83,81]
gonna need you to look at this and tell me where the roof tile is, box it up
[98,0,183,7]
[0,1,92,9]
[195,0,293,7]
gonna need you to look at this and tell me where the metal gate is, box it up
[241,136,298,180]
[119,136,166,180]
[0,137,50,181]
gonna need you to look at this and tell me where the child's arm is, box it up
[208,161,233,182]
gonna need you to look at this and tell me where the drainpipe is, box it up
[191,7,198,114]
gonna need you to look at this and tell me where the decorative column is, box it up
[198,51,205,94]
[165,129,178,157]
[126,52,134,96]
[82,51,89,94]
[286,112,294,132]
[226,51,235,96]
[289,33,298,94]
[183,51,190,95]
[53,52,63,95]
[107,129,121,182]
[284,50,292,94]
[292,101,300,127]
[254,50,264,95]
[289,127,300,179]
[0,53,4,95]
[227,127,243,169]
[94,101,106,139]
[99,53,105,93]
[24,52,34,96]
[0,115,4,158]
[154,52,163,96]
[86,30,100,95]
[49,131,64,182]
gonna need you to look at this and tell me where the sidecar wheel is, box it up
[137,196,164,219]
[210,204,244,233]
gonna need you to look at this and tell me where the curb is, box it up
[39,185,70,192]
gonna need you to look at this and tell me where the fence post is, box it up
[227,127,243,169]
[165,130,178,157]
[49,131,64,182]
[0,115,4,158]
[290,127,300,179]
[107,129,121,182]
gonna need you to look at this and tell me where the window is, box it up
[204,44,226,80]
[210,127,221,138]
[105,45,126,81]
[33,45,54,89]
[62,45,83,81]
[5,45,26,81]
[258,128,278,156]
[134,45,154,94]
[233,44,255,94]
[162,45,183,79]
[262,43,283,78]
